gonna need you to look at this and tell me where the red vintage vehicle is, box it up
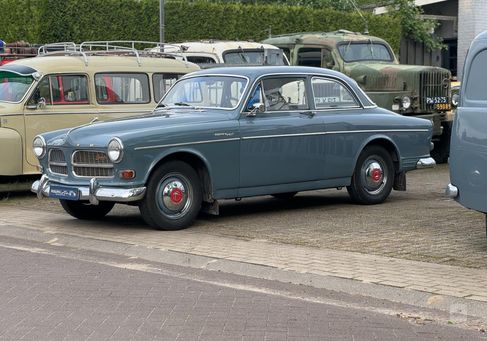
[0,41,39,65]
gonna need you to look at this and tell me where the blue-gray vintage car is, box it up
[447,31,487,235]
[32,66,435,230]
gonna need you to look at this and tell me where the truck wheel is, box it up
[60,200,115,220]
[139,161,202,230]
[347,146,394,205]
[431,121,452,164]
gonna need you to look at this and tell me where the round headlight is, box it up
[107,138,123,163]
[33,136,46,159]
[402,96,412,110]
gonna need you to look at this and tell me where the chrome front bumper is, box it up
[31,175,146,205]
[416,157,436,169]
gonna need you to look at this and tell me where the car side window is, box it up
[262,77,308,112]
[28,74,89,106]
[95,73,150,104]
[311,77,358,109]
[153,73,183,102]
[465,49,487,102]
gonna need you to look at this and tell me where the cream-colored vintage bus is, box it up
[0,41,199,176]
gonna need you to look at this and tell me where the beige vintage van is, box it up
[171,40,289,66]
[0,41,199,176]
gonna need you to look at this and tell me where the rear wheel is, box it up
[139,161,202,230]
[59,200,115,220]
[347,146,394,205]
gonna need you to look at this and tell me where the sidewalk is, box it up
[1,206,486,305]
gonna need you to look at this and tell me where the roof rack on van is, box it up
[37,41,186,66]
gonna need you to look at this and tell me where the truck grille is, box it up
[48,149,68,175]
[72,150,114,178]
[419,70,451,112]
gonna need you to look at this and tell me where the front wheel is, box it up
[139,161,202,230]
[347,146,394,205]
[60,200,115,220]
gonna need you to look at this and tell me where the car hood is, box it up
[48,109,232,147]
[344,62,450,92]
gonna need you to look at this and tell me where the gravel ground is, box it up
[2,164,487,269]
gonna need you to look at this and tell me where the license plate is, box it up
[425,96,449,105]
[49,185,80,200]
[434,103,451,111]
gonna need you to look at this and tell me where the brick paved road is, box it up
[0,243,485,341]
[3,164,486,269]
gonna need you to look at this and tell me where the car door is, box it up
[23,73,98,168]
[310,76,365,180]
[238,75,327,196]
[449,46,487,213]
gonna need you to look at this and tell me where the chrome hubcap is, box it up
[156,174,192,219]
[362,159,387,195]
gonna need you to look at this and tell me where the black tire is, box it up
[59,200,115,220]
[271,192,298,200]
[347,146,394,205]
[139,160,202,230]
[431,121,452,164]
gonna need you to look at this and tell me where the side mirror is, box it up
[247,102,265,117]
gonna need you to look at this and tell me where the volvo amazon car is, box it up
[32,66,435,230]
[0,41,198,178]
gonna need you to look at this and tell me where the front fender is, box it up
[0,128,23,175]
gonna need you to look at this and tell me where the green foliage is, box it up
[387,0,444,50]
[0,0,401,51]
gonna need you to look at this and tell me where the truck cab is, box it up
[264,30,452,162]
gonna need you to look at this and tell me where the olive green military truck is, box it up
[264,30,452,162]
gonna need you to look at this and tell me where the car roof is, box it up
[175,41,281,55]
[263,30,389,47]
[5,55,199,74]
[187,65,345,79]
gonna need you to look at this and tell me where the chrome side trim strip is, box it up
[134,137,240,151]
[242,129,430,140]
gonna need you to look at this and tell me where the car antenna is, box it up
[345,0,369,35]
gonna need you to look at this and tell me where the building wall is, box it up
[458,0,487,80]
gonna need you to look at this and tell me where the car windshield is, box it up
[223,50,287,65]
[161,75,248,109]
[0,71,34,102]
[338,42,393,62]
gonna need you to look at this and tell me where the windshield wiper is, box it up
[174,102,191,106]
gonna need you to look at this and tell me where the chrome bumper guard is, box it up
[445,183,459,198]
[31,175,146,205]
[416,157,436,169]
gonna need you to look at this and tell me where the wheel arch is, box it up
[354,135,401,172]
[145,149,214,202]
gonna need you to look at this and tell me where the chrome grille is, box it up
[419,70,451,111]
[72,150,114,178]
[48,149,68,175]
